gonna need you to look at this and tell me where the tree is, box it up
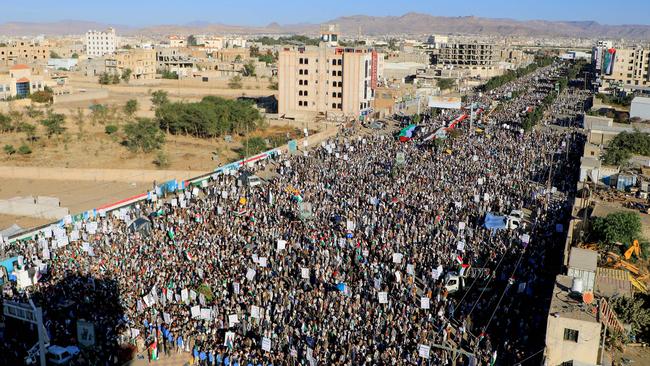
[603,130,650,165]
[243,61,256,77]
[151,90,169,109]
[437,78,456,91]
[18,144,32,155]
[160,69,179,79]
[50,51,61,59]
[25,105,44,119]
[388,38,399,51]
[105,125,118,135]
[610,294,650,343]
[249,45,260,57]
[234,55,243,63]
[98,72,111,85]
[111,73,121,84]
[228,75,243,89]
[71,53,79,59]
[236,137,268,158]
[153,150,170,168]
[0,113,13,132]
[18,122,37,141]
[591,212,642,250]
[124,99,138,116]
[123,118,165,153]
[121,68,133,83]
[29,90,53,103]
[187,35,198,46]
[4,144,16,155]
[40,112,66,138]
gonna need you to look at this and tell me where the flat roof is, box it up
[595,267,633,298]
[568,247,598,272]
[548,275,598,323]
[632,96,650,105]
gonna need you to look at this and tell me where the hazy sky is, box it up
[2,0,649,26]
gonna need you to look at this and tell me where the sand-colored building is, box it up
[595,45,650,91]
[0,41,50,67]
[106,49,157,80]
[0,64,46,100]
[278,25,383,119]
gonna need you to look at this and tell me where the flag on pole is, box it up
[149,339,159,361]
[489,350,497,366]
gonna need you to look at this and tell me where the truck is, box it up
[444,268,492,294]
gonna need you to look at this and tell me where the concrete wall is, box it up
[545,315,600,366]
[53,90,109,104]
[0,166,207,183]
[0,199,69,220]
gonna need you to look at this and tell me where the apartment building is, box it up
[156,48,195,77]
[278,25,382,119]
[106,49,156,80]
[594,44,650,91]
[0,41,50,67]
[0,64,46,100]
[168,35,186,48]
[86,28,117,58]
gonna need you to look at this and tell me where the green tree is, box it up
[111,73,121,84]
[124,99,138,116]
[249,45,260,57]
[610,294,650,343]
[49,51,61,59]
[388,38,399,51]
[105,125,118,135]
[187,35,198,46]
[40,112,66,138]
[437,78,456,91]
[123,118,165,153]
[228,75,243,89]
[25,105,44,119]
[243,61,256,77]
[603,130,650,165]
[29,90,53,103]
[71,53,79,59]
[18,122,37,141]
[98,72,111,85]
[236,137,268,158]
[591,212,642,250]
[121,68,132,83]
[0,113,13,132]
[160,69,179,79]
[18,144,32,155]
[4,144,16,155]
[234,55,243,63]
[151,90,170,109]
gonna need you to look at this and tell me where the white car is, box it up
[47,345,80,365]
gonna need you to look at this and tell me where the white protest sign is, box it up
[457,241,466,252]
[346,220,355,231]
[458,222,466,230]
[378,292,388,304]
[192,187,199,197]
[418,344,431,359]
[228,314,239,327]
[477,178,484,185]
[70,230,79,241]
[164,312,172,324]
[395,271,402,283]
[406,264,414,276]
[246,268,256,281]
[42,249,50,260]
[258,257,267,268]
[181,289,189,303]
[262,337,272,352]
[130,328,140,338]
[392,253,403,264]
[521,234,530,244]
[301,268,309,279]
[421,297,430,309]
[277,240,286,251]
[200,308,212,320]
[64,215,72,225]
[171,199,178,207]
[224,331,235,347]
[251,305,261,319]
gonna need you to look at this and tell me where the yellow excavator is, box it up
[605,240,648,294]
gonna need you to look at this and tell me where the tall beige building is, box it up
[594,45,650,91]
[278,25,382,119]
[106,49,157,80]
[0,41,50,67]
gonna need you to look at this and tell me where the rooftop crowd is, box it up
[2,61,584,366]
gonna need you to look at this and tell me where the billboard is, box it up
[428,96,462,109]
[593,47,603,71]
[371,50,378,89]
[603,48,616,75]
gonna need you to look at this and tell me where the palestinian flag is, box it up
[398,124,417,142]
[149,339,159,361]
[490,350,497,366]
[455,255,463,265]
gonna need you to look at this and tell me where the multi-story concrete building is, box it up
[594,44,650,91]
[86,28,117,58]
[0,64,46,100]
[278,25,383,119]
[156,48,196,77]
[168,35,186,48]
[106,49,156,80]
[0,41,50,67]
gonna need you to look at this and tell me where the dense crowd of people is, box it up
[1,61,585,365]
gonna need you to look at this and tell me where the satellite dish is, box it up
[583,291,594,304]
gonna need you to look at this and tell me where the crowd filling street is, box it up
[2,60,591,365]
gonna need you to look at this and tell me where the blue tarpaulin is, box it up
[484,213,507,230]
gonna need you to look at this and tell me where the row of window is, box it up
[298,100,310,107]
[331,81,342,87]
[298,69,309,75]
[298,80,309,86]
[298,90,309,96]
[331,59,342,66]
[331,70,342,77]
[299,58,309,65]
[331,103,342,110]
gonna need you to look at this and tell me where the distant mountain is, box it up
[0,20,134,36]
[2,13,650,39]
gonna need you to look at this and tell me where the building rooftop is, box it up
[548,275,598,323]
[16,77,30,83]
[568,247,598,272]
[10,64,30,70]
[595,267,633,298]
[632,96,650,106]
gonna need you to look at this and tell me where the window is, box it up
[332,103,336,108]
[299,91,303,96]
[332,71,336,76]
[299,80,303,85]
[299,58,303,64]
[365,60,369,78]
[337,103,342,109]
[304,80,308,86]
[332,59,336,66]
[337,92,342,98]
[304,59,308,65]
[298,101,303,106]
[563,328,578,343]
[560,362,573,366]
[337,59,342,66]
[299,69,303,75]
[304,91,308,96]
[337,71,342,76]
